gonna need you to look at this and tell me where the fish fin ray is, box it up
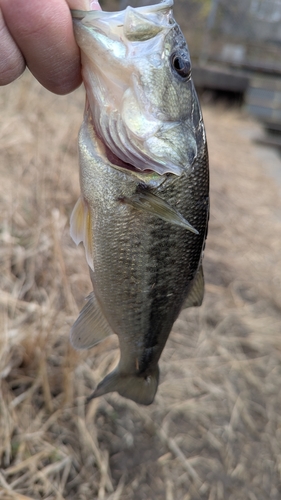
[70,291,113,350]
[183,264,204,309]
[70,196,94,270]
[123,191,198,234]
[87,365,159,405]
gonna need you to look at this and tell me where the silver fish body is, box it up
[70,0,209,405]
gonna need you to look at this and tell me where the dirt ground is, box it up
[0,70,281,500]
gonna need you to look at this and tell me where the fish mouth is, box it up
[103,141,155,175]
[87,104,163,177]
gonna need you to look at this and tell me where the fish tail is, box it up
[87,365,160,406]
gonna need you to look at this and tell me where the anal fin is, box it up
[70,291,114,350]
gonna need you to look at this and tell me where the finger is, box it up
[1,0,82,95]
[67,0,101,10]
[0,8,26,85]
[67,0,91,8]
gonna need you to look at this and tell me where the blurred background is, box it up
[0,1,281,499]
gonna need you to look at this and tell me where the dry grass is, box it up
[0,70,281,500]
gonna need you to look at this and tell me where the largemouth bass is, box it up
[70,0,209,405]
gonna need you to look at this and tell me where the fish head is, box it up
[72,0,204,177]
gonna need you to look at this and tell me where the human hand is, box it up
[0,0,101,94]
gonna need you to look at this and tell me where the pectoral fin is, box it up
[70,291,114,350]
[183,264,205,309]
[70,196,94,271]
[122,191,198,234]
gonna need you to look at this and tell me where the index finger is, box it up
[0,0,89,94]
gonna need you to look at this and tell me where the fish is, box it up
[70,0,209,405]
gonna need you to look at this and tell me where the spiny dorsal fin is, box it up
[70,196,94,271]
[70,291,114,350]
[122,191,199,234]
[183,264,205,309]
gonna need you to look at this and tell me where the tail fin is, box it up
[87,365,160,405]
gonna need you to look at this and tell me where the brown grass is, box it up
[0,70,281,500]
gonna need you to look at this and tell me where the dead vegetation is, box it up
[0,71,281,500]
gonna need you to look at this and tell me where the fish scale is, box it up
[70,0,209,405]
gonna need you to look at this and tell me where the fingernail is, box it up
[90,0,102,9]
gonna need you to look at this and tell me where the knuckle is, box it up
[0,42,25,85]
[0,56,26,85]
[0,9,25,85]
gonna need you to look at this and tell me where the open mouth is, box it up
[89,111,185,178]
[103,141,153,174]
[87,104,160,176]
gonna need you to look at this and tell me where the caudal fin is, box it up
[87,365,160,405]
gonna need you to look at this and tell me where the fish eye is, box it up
[171,53,191,80]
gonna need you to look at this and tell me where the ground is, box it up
[0,71,281,500]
